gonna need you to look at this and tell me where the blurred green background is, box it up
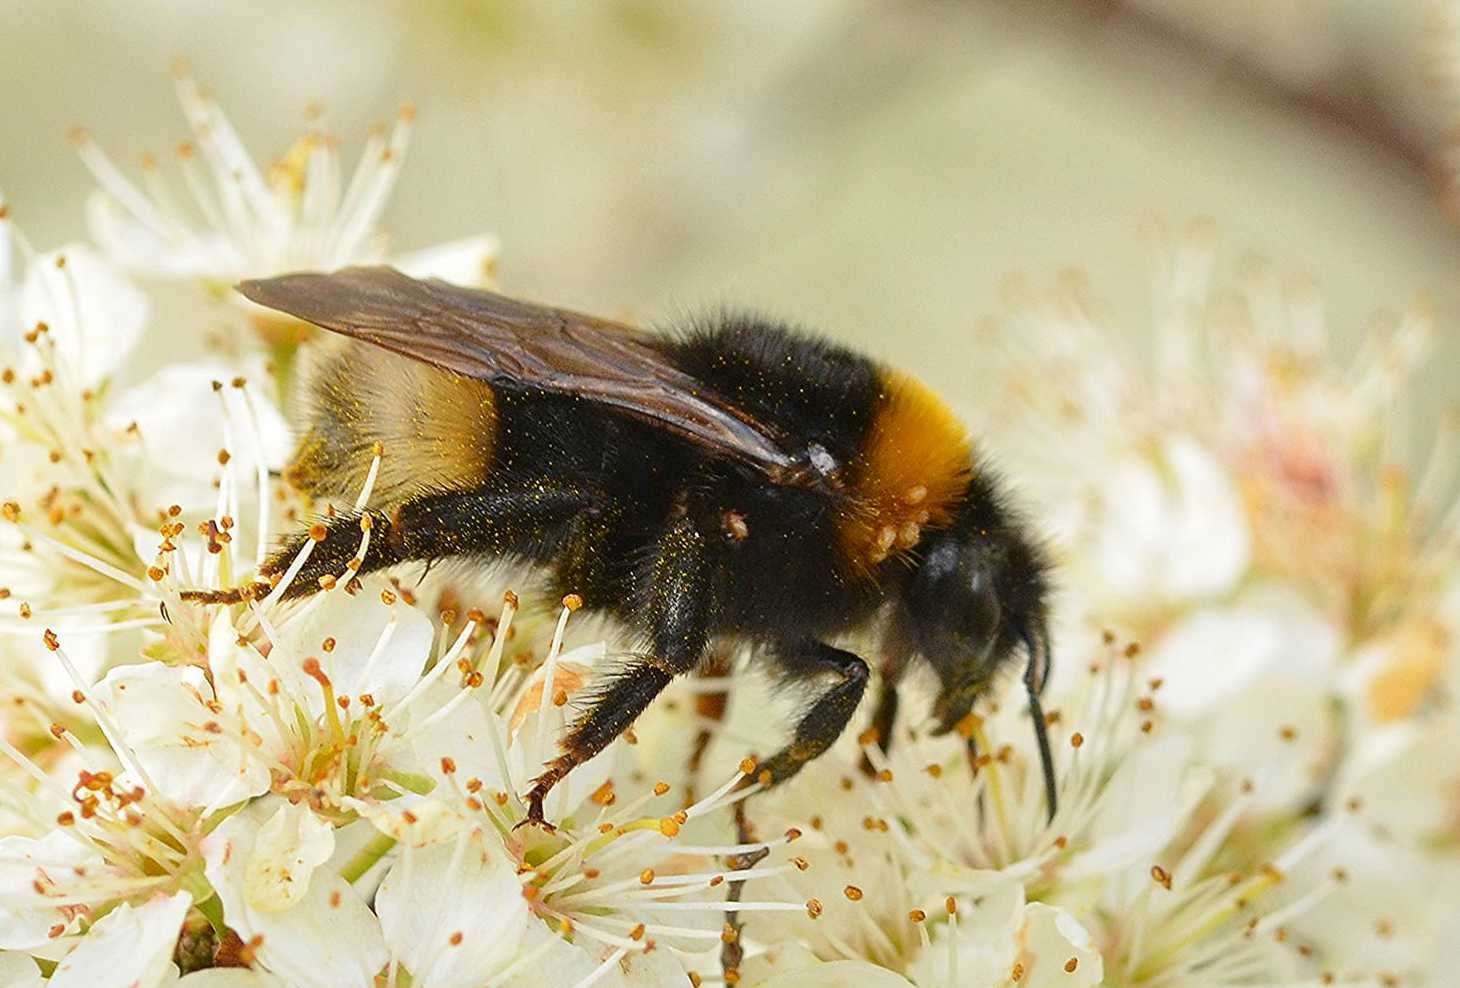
[2,0,1457,421]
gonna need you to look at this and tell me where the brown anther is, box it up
[1065,957,1079,973]
[552,688,568,707]
[1151,865,1173,890]
[639,868,655,885]
[440,757,456,775]
[1010,962,1024,982]
[805,898,823,919]
[738,757,756,776]
[791,856,809,871]
[1,501,20,522]
[562,593,583,612]
[1279,725,1298,742]
[945,896,957,915]
[909,909,926,923]
[659,817,680,837]
[318,575,337,590]
[329,890,342,908]
[308,523,328,542]
[709,875,725,887]
[42,628,60,651]
[653,781,670,796]
[784,827,802,841]
[843,885,864,901]
[629,923,646,941]
[1070,732,1085,748]
[720,923,738,944]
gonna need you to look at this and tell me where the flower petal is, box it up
[1017,903,1102,988]
[97,662,269,809]
[0,832,112,950]
[245,802,336,913]
[375,832,527,987]
[50,890,191,988]
[0,952,45,988]
[752,960,916,988]
[392,235,500,287]
[271,580,434,720]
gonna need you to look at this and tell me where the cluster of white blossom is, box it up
[0,73,1453,988]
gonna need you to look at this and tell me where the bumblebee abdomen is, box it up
[290,339,497,503]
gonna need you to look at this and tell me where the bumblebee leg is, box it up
[525,511,719,825]
[752,640,870,788]
[258,482,595,599]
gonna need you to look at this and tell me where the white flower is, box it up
[75,67,497,289]
[983,225,1458,644]
[744,636,1347,985]
[0,231,289,718]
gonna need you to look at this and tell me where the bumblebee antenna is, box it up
[1022,627,1058,823]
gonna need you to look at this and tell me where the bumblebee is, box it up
[228,267,1057,825]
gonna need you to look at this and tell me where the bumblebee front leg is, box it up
[524,510,720,825]
[752,640,870,787]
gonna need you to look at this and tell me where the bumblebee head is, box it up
[893,469,1060,819]
[896,473,1052,736]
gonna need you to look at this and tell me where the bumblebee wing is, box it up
[238,267,801,478]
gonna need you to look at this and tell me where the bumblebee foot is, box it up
[515,772,565,833]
